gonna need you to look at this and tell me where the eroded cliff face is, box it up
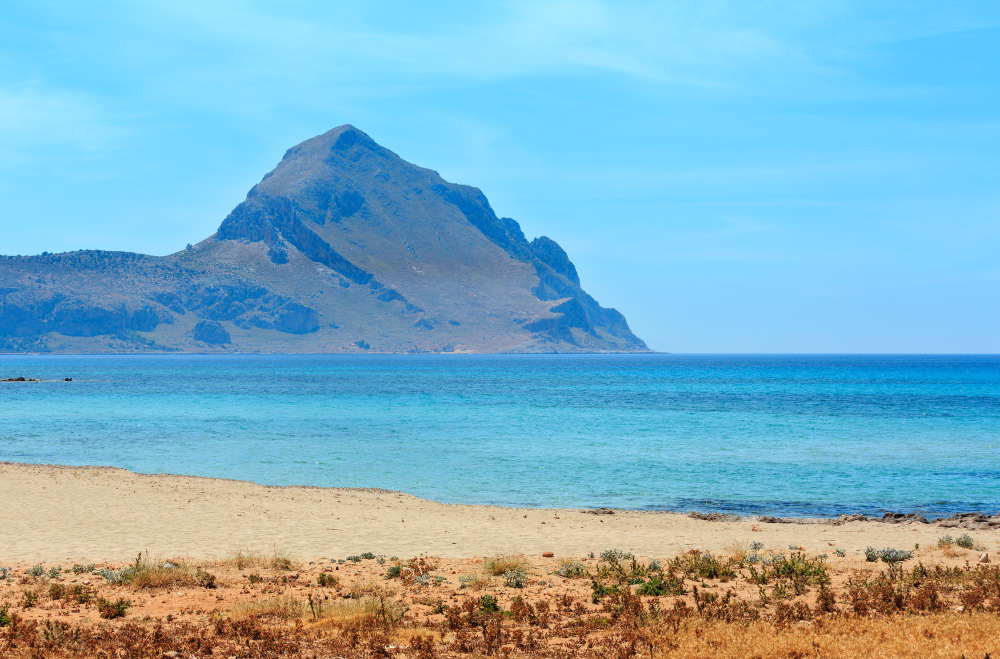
[0,125,648,354]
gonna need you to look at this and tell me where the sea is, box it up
[1,354,997,518]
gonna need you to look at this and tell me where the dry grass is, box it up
[661,613,1000,658]
[723,540,750,563]
[307,595,407,628]
[4,548,1000,657]
[213,546,294,571]
[227,595,304,621]
[484,552,529,576]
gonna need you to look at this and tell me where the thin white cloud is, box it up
[0,85,124,163]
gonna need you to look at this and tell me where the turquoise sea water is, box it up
[1,354,998,517]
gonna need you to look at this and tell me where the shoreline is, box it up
[1,460,996,525]
[3,462,997,563]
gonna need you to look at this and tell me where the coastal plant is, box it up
[750,542,765,552]
[834,548,846,557]
[938,535,954,547]
[317,573,338,587]
[504,568,527,588]
[27,564,45,577]
[670,550,736,581]
[554,561,588,578]
[0,605,10,627]
[956,534,975,549]
[47,566,61,579]
[478,595,500,614]
[636,572,685,597]
[0,567,11,580]
[385,564,402,580]
[48,583,66,600]
[360,552,376,560]
[347,555,362,563]
[97,597,131,619]
[69,584,93,604]
[71,563,96,574]
[599,549,634,563]
[868,547,914,564]
[22,589,39,608]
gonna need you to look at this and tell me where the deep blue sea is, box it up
[1,354,998,517]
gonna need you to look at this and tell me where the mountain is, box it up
[0,125,648,354]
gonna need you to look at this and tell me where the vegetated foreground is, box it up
[2,537,999,657]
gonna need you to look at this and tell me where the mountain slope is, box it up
[0,125,648,354]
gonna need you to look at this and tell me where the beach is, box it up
[2,463,993,563]
[2,463,1000,657]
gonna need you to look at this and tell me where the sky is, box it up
[1,1,998,353]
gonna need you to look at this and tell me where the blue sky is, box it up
[1,1,998,352]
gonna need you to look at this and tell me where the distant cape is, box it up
[0,125,648,354]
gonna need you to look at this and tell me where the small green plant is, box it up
[47,567,61,579]
[554,561,588,578]
[97,597,131,619]
[0,605,11,627]
[359,552,376,560]
[636,573,685,596]
[317,572,338,587]
[69,585,93,604]
[599,549,634,563]
[590,580,618,602]
[867,547,914,564]
[22,589,39,608]
[956,534,975,549]
[48,583,66,600]
[347,555,362,563]
[27,564,45,577]
[834,548,846,557]
[478,594,500,614]
[385,564,403,580]
[71,564,96,574]
[504,568,526,588]
[246,573,263,584]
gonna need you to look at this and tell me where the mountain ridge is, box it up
[0,125,649,354]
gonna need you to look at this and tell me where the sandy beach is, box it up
[2,462,991,563]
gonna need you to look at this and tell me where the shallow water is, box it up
[1,354,998,517]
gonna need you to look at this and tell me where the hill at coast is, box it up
[0,125,647,354]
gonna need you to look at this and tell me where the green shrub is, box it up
[636,573,685,596]
[48,583,66,600]
[554,562,588,578]
[385,565,402,580]
[317,573,338,587]
[478,594,500,614]
[867,547,914,564]
[359,552,376,560]
[97,597,131,619]
[0,605,10,627]
[956,534,975,549]
[599,549,634,563]
[27,564,44,577]
[504,568,526,588]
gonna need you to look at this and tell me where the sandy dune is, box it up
[0,462,987,563]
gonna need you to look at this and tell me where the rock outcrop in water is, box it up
[0,125,648,354]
